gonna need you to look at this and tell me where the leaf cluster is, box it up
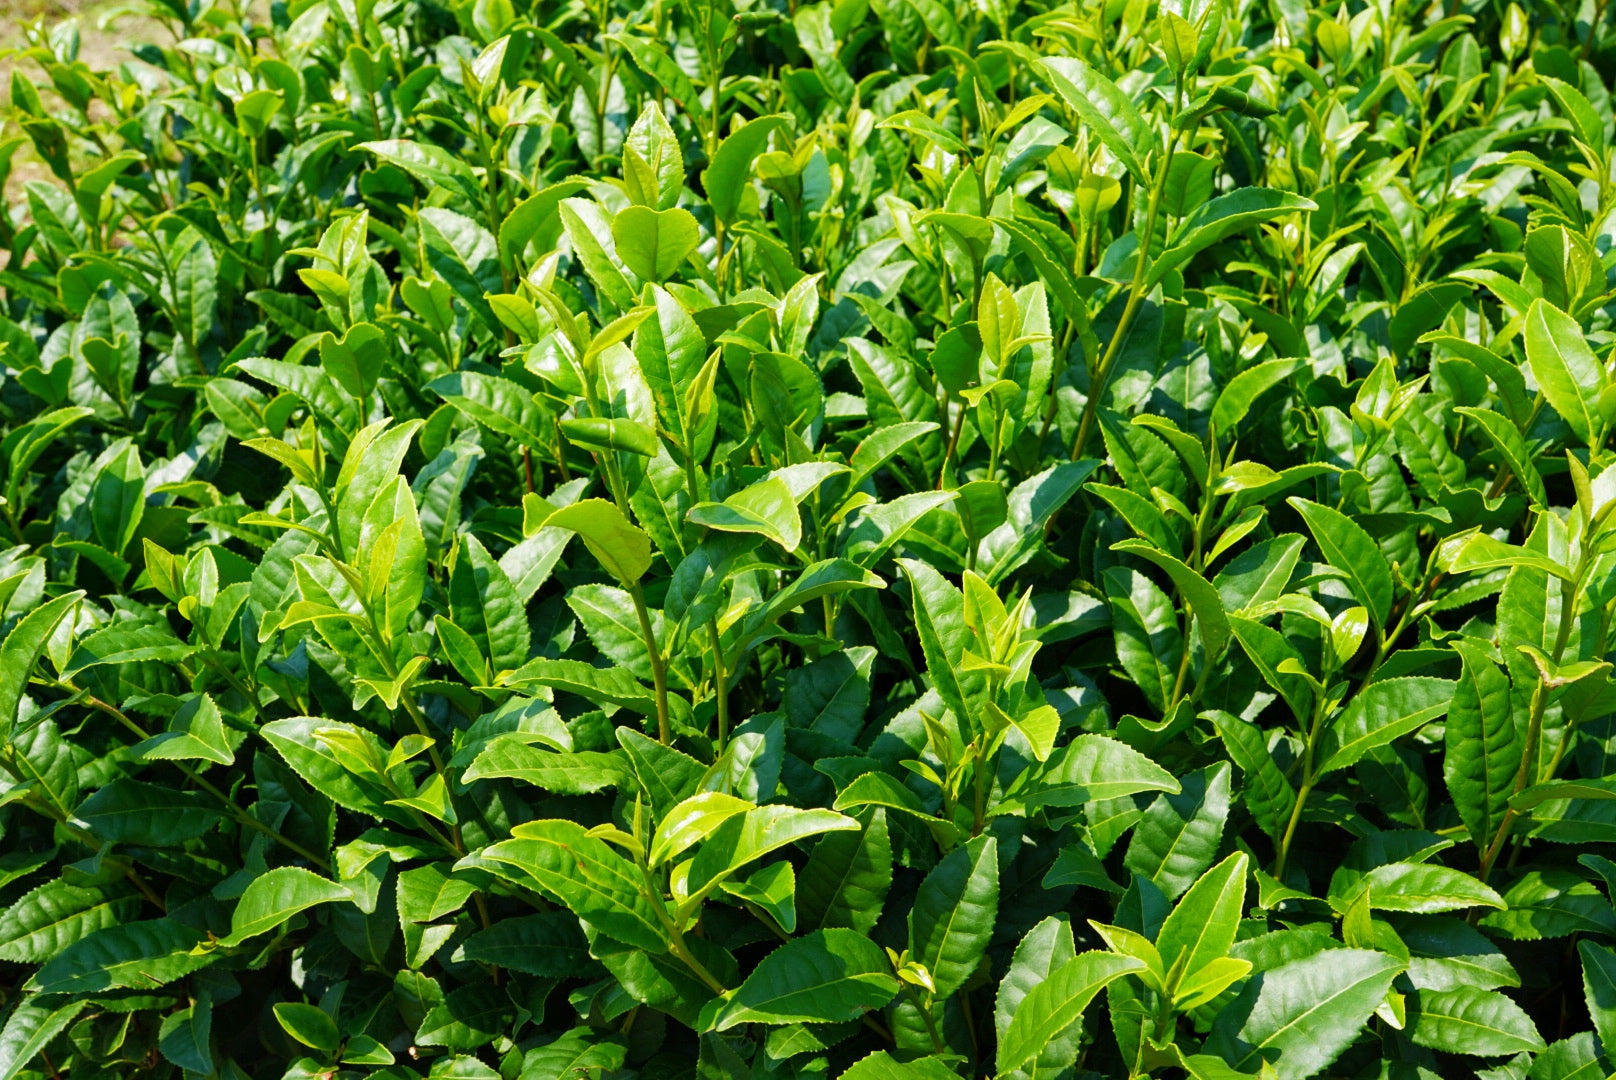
[0,0,1614,1076]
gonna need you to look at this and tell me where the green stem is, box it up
[910,988,947,1054]
[1275,689,1331,877]
[939,397,967,489]
[630,581,672,744]
[639,863,729,994]
[972,742,988,837]
[710,623,730,753]
[1479,560,1584,882]
[1070,128,1181,462]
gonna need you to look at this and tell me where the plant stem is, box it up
[710,622,730,753]
[630,580,672,743]
[1070,128,1181,462]
[1479,562,1584,882]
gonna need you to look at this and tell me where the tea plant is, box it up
[0,0,1614,1075]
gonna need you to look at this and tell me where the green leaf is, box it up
[709,929,899,1031]
[0,998,89,1080]
[630,286,707,455]
[612,206,701,282]
[478,819,668,953]
[545,498,654,584]
[1123,762,1232,900]
[832,771,965,847]
[650,791,754,867]
[1523,298,1604,446]
[356,139,481,203]
[1287,497,1395,629]
[1578,940,1616,1056]
[909,834,998,998]
[793,805,893,936]
[1209,948,1404,1080]
[1112,539,1230,660]
[1229,615,1314,722]
[719,860,797,932]
[1444,640,1521,855]
[426,371,547,452]
[75,779,221,846]
[617,727,705,817]
[450,534,530,674]
[1454,406,1547,507]
[223,867,352,944]
[463,741,628,794]
[261,716,396,818]
[417,207,502,334]
[519,1028,626,1080]
[1335,862,1503,914]
[997,951,1147,1075]
[509,658,659,715]
[456,912,588,977]
[62,621,194,677]
[274,1002,340,1051]
[1481,871,1616,940]
[704,115,791,224]
[1209,710,1296,842]
[1152,189,1318,287]
[0,881,140,964]
[995,917,1078,1079]
[1214,535,1305,615]
[416,983,516,1049]
[999,734,1180,815]
[1104,566,1182,715]
[1410,985,1545,1056]
[1539,76,1607,156]
[687,806,859,900]
[27,919,212,993]
[1316,677,1455,775]
[1156,852,1248,994]
[1211,359,1303,433]
[0,591,82,740]
[560,198,638,313]
[688,477,802,552]
[1037,58,1153,183]
[897,557,990,723]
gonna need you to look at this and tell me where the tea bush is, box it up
[0,0,1614,1075]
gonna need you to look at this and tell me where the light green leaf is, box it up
[1287,497,1395,629]
[997,951,1147,1075]
[1316,677,1455,775]
[1523,298,1604,447]
[688,477,802,552]
[545,498,654,584]
[1209,948,1404,1080]
[223,867,352,944]
[612,206,700,282]
[709,929,899,1031]
[1157,852,1248,994]
[999,734,1180,816]
[909,834,998,998]
[1410,985,1545,1056]
[994,917,1079,1080]
[1037,58,1153,182]
[1153,189,1318,287]
[479,819,668,953]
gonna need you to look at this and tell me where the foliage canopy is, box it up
[0,0,1614,1076]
